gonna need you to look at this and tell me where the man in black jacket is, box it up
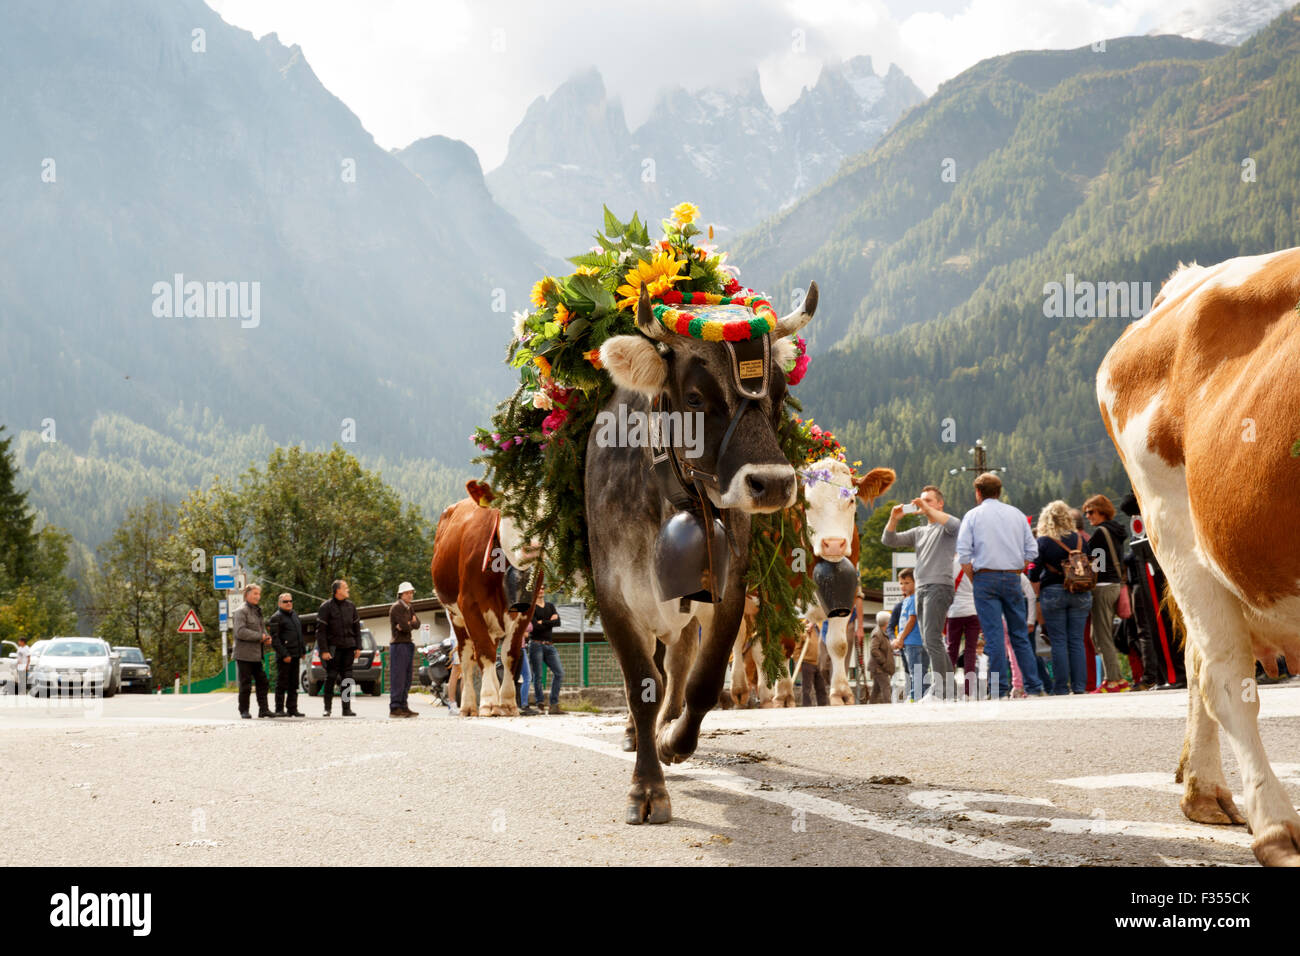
[316,579,361,716]
[268,592,306,717]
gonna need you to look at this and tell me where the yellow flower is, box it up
[533,355,552,378]
[530,277,556,308]
[670,202,699,225]
[573,265,601,277]
[616,251,686,311]
[554,302,570,326]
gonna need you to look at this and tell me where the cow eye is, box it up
[685,390,704,409]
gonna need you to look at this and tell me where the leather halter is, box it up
[648,334,778,553]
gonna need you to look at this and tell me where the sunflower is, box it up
[573,265,601,277]
[554,302,571,326]
[615,251,686,311]
[530,276,556,308]
[670,202,699,225]
[533,355,552,379]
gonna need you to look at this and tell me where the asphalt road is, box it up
[2,685,1297,866]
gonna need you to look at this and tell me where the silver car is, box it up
[27,637,121,698]
[112,646,154,693]
[0,640,17,692]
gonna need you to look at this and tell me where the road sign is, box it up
[177,609,204,634]
[213,555,237,590]
[218,599,229,630]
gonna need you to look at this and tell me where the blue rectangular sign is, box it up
[213,554,237,590]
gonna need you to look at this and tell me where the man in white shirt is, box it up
[955,472,1043,698]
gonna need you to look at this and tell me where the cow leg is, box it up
[728,627,749,707]
[1177,578,1300,865]
[656,623,699,763]
[603,608,669,823]
[824,615,853,705]
[493,640,520,717]
[657,603,739,765]
[752,641,775,708]
[661,623,697,723]
[621,689,637,751]
[458,650,480,717]
[1177,640,1246,826]
[493,619,521,717]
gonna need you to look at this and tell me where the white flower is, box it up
[532,390,553,411]
[511,310,530,341]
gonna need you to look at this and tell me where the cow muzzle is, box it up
[720,463,797,513]
[812,557,857,617]
[818,537,848,560]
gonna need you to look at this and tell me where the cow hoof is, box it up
[1251,821,1300,867]
[498,702,520,717]
[460,705,478,717]
[759,700,775,709]
[621,730,637,752]
[1180,782,1247,826]
[624,785,672,825]
[656,721,692,765]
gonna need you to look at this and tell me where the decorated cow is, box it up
[430,480,540,717]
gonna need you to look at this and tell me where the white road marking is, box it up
[909,789,1254,849]
[489,716,1032,862]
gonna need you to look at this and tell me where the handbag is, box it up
[1096,525,1132,619]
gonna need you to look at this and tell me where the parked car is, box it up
[301,627,383,696]
[112,646,153,693]
[0,640,17,693]
[27,637,121,697]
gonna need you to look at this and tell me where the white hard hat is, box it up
[397,581,415,596]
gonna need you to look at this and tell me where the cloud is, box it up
[205,0,1222,170]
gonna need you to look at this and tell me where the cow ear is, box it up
[466,480,495,507]
[600,335,667,397]
[855,467,895,502]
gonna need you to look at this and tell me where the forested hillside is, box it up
[757,10,1300,515]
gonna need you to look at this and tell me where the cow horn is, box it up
[636,285,673,341]
[774,281,818,338]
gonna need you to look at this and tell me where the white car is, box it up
[27,637,121,698]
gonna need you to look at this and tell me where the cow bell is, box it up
[812,557,858,617]
[653,510,730,605]
[503,562,536,613]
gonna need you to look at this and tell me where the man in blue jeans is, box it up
[956,472,1043,699]
[527,599,564,713]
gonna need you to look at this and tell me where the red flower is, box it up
[723,277,741,295]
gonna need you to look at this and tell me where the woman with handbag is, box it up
[1083,494,1131,693]
[1028,501,1093,694]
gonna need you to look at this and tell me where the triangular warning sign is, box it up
[177,609,205,634]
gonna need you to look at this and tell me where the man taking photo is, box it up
[882,485,961,700]
[316,579,361,717]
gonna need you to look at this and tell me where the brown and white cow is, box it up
[1098,248,1300,866]
[431,480,538,717]
[741,458,895,708]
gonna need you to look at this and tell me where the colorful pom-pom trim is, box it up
[650,292,777,342]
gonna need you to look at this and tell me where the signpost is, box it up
[177,609,205,694]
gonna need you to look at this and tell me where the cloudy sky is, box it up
[206,0,1255,171]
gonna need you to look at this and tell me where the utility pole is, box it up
[948,438,1008,478]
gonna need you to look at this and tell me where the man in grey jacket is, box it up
[231,583,275,718]
[882,485,961,700]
